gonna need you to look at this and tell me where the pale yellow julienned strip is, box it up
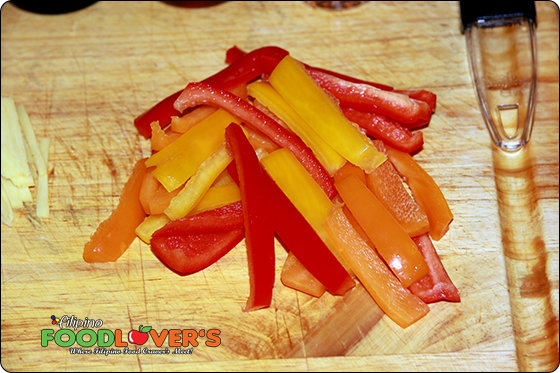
[164,144,233,221]
[1,97,34,187]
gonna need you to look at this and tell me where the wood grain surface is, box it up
[1,1,558,371]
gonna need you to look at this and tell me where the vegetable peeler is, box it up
[460,2,537,151]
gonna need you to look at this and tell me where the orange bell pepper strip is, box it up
[384,144,453,241]
[333,161,367,185]
[268,56,386,173]
[150,122,182,151]
[323,203,430,328]
[334,173,429,287]
[365,141,429,237]
[83,158,148,262]
[226,123,275,312]
[281,252,327,298]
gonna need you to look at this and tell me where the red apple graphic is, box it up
[128,325,151,345]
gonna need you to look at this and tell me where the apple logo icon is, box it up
[128,325,152,345]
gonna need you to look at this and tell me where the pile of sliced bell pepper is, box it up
[84,46,459,328]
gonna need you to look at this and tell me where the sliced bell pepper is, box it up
[333,161,367,185]
[260,149,331,237]
[139,166,159,215]
[342,107,424,154]
[225,123,275,312]
[408,233,460,303]
[268,56,386,173]
[226,45,393,91]
[334,173,429,287]
[280,252,327,298]
[150,122,182,151]
[135,214,171,244]
[384,144,453,241]
[135,47,288,139]
[323,203,430,328]
[365,140,430,237]
[145,109,240,192]
[156,201,243,236]
[188,182,241,216]
[173,81,337,200]
[248,81,347,176]
[135,90,183,139]
[165,143,233,221]
[149,202,244,274]
[83,158,148,262]
[151,229,244,274]
[267,173,355,295]
[395,90,437,113]
[308,69,431,125]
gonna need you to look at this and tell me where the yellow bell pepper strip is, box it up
[225,123,275,312]
[164,143,233,221]
[226,45,393,91]
[135,183,241,244]
[408,234,461,303]
[281,252,327,298]
[260,148,353,275]
[188,182,241,216]
[135,214,171,244]
[334,173,429,287]
[384,144,453,241]
[365,140,430,237]
[145,109,240,192]
[173,82,337,200]
[323,203,430,328]
[268,55,386,173]
[248,81,347,176]
[268,173,355,295]
[83,158,148,262]
[260,149,332,235]
[308,69,431,125]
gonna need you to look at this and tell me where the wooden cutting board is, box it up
[1,1,558,371]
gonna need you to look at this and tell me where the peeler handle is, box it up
[461,1,538,152]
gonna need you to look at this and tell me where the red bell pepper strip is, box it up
[342,106,424,153]
[225,123,275,312]
[394,89,437,129]
[135,91,183,139]
[150,201,245,274]
[226,45,393,91]
[150,229,244,275]
[266,173,355,296]
[134,46,289,139]
[308,70,431,125]
[408,234,461,303]
[174,82,337,200]
[153,201,243,236]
